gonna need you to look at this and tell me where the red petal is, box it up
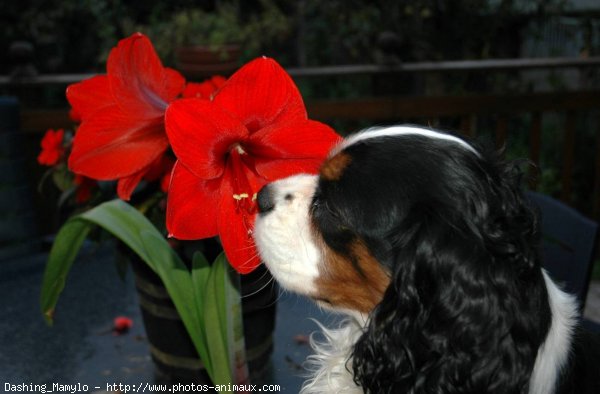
[217,166,261,274]
[37,150,61,166]
[107,33,185,117]
[248,119,340,160]
[165,98,248,179]
[210,75,227,91]
[254,157,326,180]
[218,207,261,274]
[182,82,211,99]
[164,68,187,100]
[182,76,225,99]
[68,105,168,180]
[214,57,306,133]
[66,76,113,121]
[143,155,175,182]
[117,170,145,200]
[166,162,220,240]
[40,129,64,150]
[160,172,171,193]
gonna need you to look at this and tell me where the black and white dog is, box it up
[254,126,600,393]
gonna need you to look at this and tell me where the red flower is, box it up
[66,33,185,200]
[182,75,227,99]
[37,129,65,166]
[165,57,340,274]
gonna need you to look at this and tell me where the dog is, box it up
[253,126,600,394]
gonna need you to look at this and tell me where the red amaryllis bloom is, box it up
[182,75,227,99]
[38,129,65,166]
[166,57,341,274]
[66,33,185,200]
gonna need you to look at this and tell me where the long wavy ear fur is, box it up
[352,148,551,393]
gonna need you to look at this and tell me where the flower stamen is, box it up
[235,144,246,155]
[233,193,250,201]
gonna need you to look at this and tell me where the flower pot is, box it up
[129,250,277,385]
[175,45,241,80]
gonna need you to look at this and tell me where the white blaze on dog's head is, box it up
[253,174,321,295]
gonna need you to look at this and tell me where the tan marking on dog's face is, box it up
[314,239,390,313]
[320,152,352,181]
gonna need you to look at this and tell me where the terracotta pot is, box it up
[175,45,241,80]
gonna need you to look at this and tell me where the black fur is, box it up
[311,132,599,393]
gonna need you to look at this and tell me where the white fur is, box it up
[330,125,480,157]
[301,318,365,394]
[528,270,578,394]
[255,173,367,393]
[254,174,321,295]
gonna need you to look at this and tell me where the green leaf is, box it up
[40,219,92,325]
[191,251,212,377]
[221,256,248,385]
[138,230,210,370]
[203,253,233,386]
[77,200,153,265]
[192,251,211,323]
[40,200,224,384]
[39,199,243,386]
[51,166,74,191]
[212,254,229,340]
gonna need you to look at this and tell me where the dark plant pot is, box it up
[175,45,241,80]
[129,246,277,385]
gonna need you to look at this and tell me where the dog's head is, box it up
[254,126,550,392]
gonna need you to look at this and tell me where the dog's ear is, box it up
[351,156,549,393]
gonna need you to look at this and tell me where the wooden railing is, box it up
[2,57,599,218]
[305,91,600,219]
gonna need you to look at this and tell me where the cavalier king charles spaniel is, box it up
[253,126,600,394]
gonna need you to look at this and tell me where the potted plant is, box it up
[38,32,340,388]
[133,0,291,80]
[170,5,243,79]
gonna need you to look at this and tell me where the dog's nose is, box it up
[257,184,275,214]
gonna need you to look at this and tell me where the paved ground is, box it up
[1,246,599,394]
[0,246,333,393]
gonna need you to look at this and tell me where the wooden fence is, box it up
[306,91,600,216]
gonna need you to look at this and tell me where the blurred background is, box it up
[0,0,599,390]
